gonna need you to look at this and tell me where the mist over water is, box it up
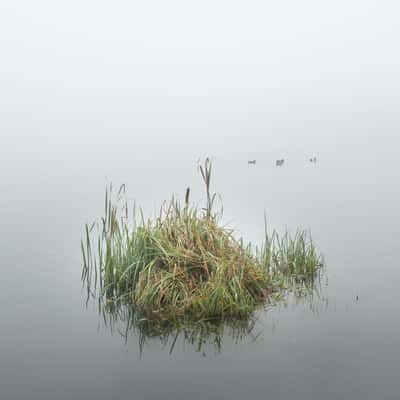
[2,1,400,158]
[1,1,400,399]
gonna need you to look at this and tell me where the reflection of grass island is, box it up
[82,159,323,322]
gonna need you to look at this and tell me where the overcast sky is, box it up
[1,0,399,157]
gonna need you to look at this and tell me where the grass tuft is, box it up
[82,159,323,322]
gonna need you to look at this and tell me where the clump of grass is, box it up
[82,159,323,322]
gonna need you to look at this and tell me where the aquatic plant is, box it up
[82,159,323,322]
[98,298,260,355]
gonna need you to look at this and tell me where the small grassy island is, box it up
[82,159,323,323]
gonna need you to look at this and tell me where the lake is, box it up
[1,149,400,399]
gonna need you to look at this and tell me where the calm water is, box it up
[2,0,400,397]
[1,150,400,399]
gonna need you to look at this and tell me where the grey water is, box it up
[2,149,400,400]
[2,1,400,398]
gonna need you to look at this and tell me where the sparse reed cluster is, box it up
[82,159,323,321]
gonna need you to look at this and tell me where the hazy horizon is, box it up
[1,0,400,158]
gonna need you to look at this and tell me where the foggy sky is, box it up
[1,0,399,157]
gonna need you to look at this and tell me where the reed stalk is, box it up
[82,159,323,322]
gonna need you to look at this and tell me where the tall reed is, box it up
[82,159,323,322]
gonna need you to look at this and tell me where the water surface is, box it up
[1,151,400,399]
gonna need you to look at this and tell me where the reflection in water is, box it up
[278,274,329,316]
[86,269,326,356]
[97,299,261,355]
